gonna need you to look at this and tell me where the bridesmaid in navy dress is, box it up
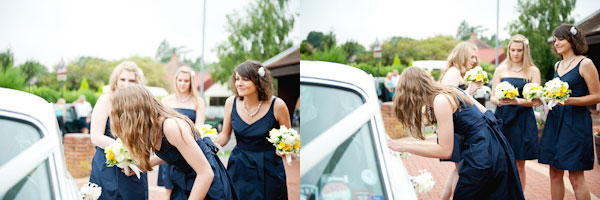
[89,61,148,200]
[159,66,206,197]
[216,61,293,200]
[438,41,481,200]
[109,85,236,200]
[539,24,599,199]
[491,34,541,191]
[389,67,524,199]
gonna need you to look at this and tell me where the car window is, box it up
[300,84,387,200]
[0,117,54,199]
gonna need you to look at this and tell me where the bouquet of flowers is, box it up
[410,169,435,194]
[522,83,543,101]
[542,78,571,110]
[464,66,489,84]
[195,124,224,155]
[266,125,300,166]
[494,81,519,100]
[79,182,101,200]
[105,138,142,179]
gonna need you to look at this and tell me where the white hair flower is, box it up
[258,67,265,77]
[524,39,529,46]
[570,26,577,35]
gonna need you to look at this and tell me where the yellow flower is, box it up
[560,85,567,93]
[282,144,292,151]
[294,141,300,149]
[105,147,115,162]
[476,74,483,81]
[278,141,286,150]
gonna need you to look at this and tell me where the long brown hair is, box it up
[228,60,274,101]
[393,67,472,140]
[551,24,588,58]
[506,34,535,80]
[110,85,199,171]
[440,42,478,81]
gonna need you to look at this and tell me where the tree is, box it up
[79,78,90,91]
[456,20,487,41]
[417,35,460,60]
[212,0,295,83]
[17,60,47,84]
[0,49,14,72]
[392,55,402,66]
[305,31,324,49]
[320,32,337,50]
[155,39,189,63]
[508,0,576,81]
[340,40,365,62]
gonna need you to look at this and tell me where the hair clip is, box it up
[570,26,577,35]
[524,39,529,46]
[258,67,265,77]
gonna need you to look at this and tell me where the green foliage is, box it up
[212,0,295,83]
[0,67,26,90]
[0,49,14,72]
[339,40,365,62]
[392,55,402,66]
[79,78,90,91]
[155,40,188,63]
[431,69,441,80]
[320,32,337,50]
[65,57,114,91]
[29,86,60,103]
[300,42,314,55]
[30,86,100,107]
[456,20,487,41]
[17,60,47,84]
[508,0,575,82]
[480,62,495,80]
[416,35,460,60]
[302,46,347,64]
[349,63,405,77]
[124,56,170,90]
[305,31,324,49]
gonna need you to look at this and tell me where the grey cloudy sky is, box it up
[300,0,599,48]
[0,0,300,70]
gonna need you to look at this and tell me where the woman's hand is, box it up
[532,98,542,107]
[387,139,406,152]
[499,98,519,106]
[121,166,138,177]
[466,81,482,95]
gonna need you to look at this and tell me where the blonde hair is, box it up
[174,66,202,108]
[393,67,472,140]
[506,34,535,80]
[109,85,198,171]
[440,42,478,81]
[109,61,144,93]
[57,98,66,105]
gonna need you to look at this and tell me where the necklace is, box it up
[561,56,577,70]
[243,100,262,117]
[511,65,524,73]
[178,94,191,103]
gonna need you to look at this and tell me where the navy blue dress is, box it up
[440,84,465,163]
[539,59,595,170]
[158,108,197,189]
[494,77,539,160]
[155,118,237,200]
[89,119,148,200]
[451,94,524,199]
[228,98,287,200]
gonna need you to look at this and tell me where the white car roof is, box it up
[300,60,377,99]
[0,88,58,132]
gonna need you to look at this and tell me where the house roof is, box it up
[263,45,300,77]
[477,48,506,64]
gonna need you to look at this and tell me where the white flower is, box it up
[570,26,578,35]
[80,182,102,200]
[410,169,435,194]
[523,83,543,101]
[258,67,265,77]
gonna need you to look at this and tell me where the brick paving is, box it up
[401,134,600,200]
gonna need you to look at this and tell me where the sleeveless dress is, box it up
[539,59,595,170]
[451,93,524,199]
[89,118,148,200]
[228,97,287,199]
[157,108,197,189]
[155,118,237,200]
[440,84,466,163]
[494,77,539,160]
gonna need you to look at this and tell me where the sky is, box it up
[0,0,301,70]
[300,0,600,48]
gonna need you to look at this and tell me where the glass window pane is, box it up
[300,84,387,200]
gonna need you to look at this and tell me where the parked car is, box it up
[205,106,224,132]
[300,61,418,200]
[0,88,80,199]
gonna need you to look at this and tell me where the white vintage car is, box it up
[0,88,80,199]
[300,61,418,200]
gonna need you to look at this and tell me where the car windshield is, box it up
[0,117,54,199]
[300,83,387,200]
